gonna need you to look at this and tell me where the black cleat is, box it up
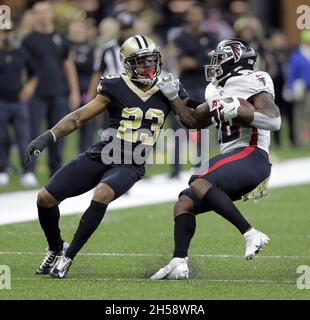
[49,256,72,279]
[35,242,69,275]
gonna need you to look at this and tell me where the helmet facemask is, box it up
[124,50,162,86]
[204,50,228,83]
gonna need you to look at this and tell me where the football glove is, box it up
[25,130,55,166]
[157,73,179,100]
[219,96,240,125]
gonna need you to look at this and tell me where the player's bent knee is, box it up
[93,183,115,204]
[174,195,196,218]
[37,188,59,208]
[190,178,213,199]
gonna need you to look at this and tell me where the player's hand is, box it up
[25,131,55,166]
[157,73,179,100]
[219,96,240,125]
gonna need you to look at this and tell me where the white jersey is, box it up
[205,70,275,154]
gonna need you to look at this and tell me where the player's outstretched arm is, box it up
[25,94,110,165]
[51,94,110,138]
[170,98,212,129]
[157,73,212,129]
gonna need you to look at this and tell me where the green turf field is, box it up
[0,184,309,300]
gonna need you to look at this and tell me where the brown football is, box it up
[223,97,255,127]
[222,97,255,110]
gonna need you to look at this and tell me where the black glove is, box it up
[25,131,55,166]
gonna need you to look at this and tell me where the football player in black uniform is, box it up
[26,35,189,279]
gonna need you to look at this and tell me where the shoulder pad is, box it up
[97,74,121,95]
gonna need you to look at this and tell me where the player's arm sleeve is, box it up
[246,74,281,131]
[178,82,202,109]
[96,75,112,96]
[249,92,281,131]
[179,80,204,108]
[248,72,275,99]
[178,81,189,100]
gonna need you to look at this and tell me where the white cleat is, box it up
[0,172,9,187]
[20,172,38,187]
[151,257,189,280]
[243,228,270,260]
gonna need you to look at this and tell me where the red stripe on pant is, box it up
[198,146,256,178]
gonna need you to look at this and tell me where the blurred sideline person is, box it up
[25,35,199,279]
[174,3,217,101]
[170,4,217,178]
[151,39,281,280]
[284,30,310,147]
[68,18,96,153]
[0,26,38,187]
[22,1,80,179]
[269,31,294,146]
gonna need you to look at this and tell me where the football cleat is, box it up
[151,257,189,280]
[35,242,69,275]
[243,228,270,260]
[49,256,72,279]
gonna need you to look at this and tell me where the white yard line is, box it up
[12,277,295,284]
[1,157,310,226]
[0,251,309,260]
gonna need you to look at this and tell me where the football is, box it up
[222,97,255,110]
[238,97,255,111]
[223,97,255,127]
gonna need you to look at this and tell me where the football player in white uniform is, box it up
[151,39,281,280]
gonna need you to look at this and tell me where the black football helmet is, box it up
[205,38,257,85]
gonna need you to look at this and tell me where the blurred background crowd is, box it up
[0,0,310,188]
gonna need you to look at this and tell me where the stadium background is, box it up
[0,0,309,300]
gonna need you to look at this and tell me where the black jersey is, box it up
[87,73,188,166]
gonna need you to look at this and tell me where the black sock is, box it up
[65,200,107,260]
[202,187,251,234]
[37,204,63,252]
[173,214,196,258]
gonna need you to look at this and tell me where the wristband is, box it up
[250,112,281,131]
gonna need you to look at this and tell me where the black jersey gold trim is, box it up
[121,74,162,102]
